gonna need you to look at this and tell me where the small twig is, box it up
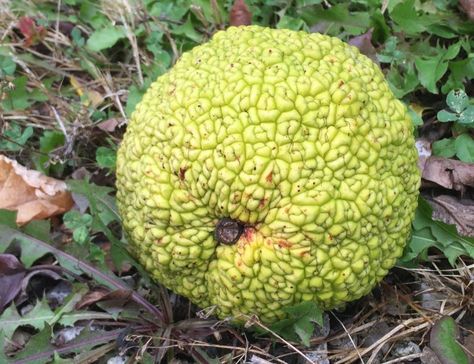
[330,311,365,364]
[251,319,319,364]
[119,2,143,87]
[381,353,422,364]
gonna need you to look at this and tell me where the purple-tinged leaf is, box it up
[0,254,26,312]
[348,29,377,62]
[0,222,163,322]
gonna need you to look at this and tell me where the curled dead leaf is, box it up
[0,155,73,225]
[422,156,474,193]
[75,288,132,310]
[229,0,252,27]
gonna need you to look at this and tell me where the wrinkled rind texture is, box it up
[116,26,420,323]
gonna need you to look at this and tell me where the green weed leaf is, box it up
[0,300,54,339]
[95,146,116,170]
[446,89,469,113]
[0,55,16,76]
[432,138,456,158]
[402,197,474,265]
[86,26,126,52]
[458,106,474,125]
[437,110,458,122]
[453,134,474,163]
[270,301,324,346]
[430,316,469,364]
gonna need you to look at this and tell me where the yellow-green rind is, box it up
[116,26,420,324]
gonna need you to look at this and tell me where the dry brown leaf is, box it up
[422,156,474,192]
[97,118,124,132]
[0,155,73,225]
[229,0,252,26]
[427,195,474,237]
[460,0,474,20]
[75,287,132,309]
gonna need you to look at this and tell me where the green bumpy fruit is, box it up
[116,26,420,323]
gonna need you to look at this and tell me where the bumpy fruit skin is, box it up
[116,26,420,323]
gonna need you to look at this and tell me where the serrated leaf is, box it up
[9,325,53,364]
[390,0,430,34]
[172,16,203,43]
[437,110,459,122]
[66,180,119,228]
[415,43,461,94]
[0,216,53,267]
[277,15,305,30]
[430,316,469,364]
[0,300,54,339]
[0,218,132,291]
[270,301,323,346]
[9,326,121,364]
[446,89,469,113]
[386,65,419,98]
[86,26,126,52]
[404,197,474,265]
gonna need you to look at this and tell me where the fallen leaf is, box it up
[75,288,132,310]
[17,16,47,47]
[348,29,378,62]
[97,118,124,132]
[0,155,74,225]
[229,0,252,26]
[0,254,26,312]
[422,156,474,193]
[427,195,474,237]
[460,0,474,20]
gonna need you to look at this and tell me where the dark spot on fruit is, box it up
[179,167,188,181]
[215,218,244,245]
[277,240,292,248]
[266,172,273,183]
